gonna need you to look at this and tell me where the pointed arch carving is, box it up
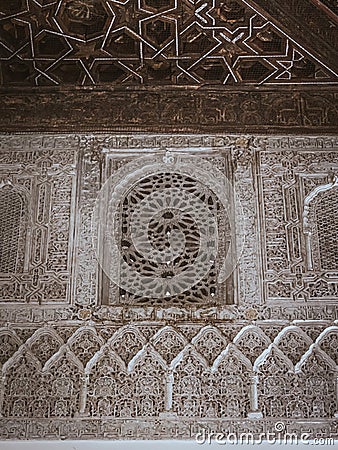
[316,326,338,365]
[274,326,313,365]
[108,325,147,366]
[86,346,127,417]
[151,326,187,365]
[67,326,104,366]
[128,345,167,417]
[0,328,22,368]
[233,325,271,365]
[2,348,43,418]
[211,344,252,418]
[171,345,210,417]
[192,325,227,366]
[43,348,83,418]
[26,327,64,366]
[294,345,337,418]
[255,344,295,418]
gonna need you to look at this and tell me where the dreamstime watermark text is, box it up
[195,422,335,445]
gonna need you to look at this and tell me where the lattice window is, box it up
[314,188,338,271]
[98,153,235,307]
[115,171,230,305]
[0,186,28,273]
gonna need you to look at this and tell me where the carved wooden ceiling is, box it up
[0,0,337,87]
[315,0,338,17]
[0,0,337,133]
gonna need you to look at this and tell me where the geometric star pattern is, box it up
[0,0,337,86]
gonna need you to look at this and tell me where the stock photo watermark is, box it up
[195,422,335,445]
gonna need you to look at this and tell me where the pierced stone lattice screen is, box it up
[0,187,27,273]
[314,188,338,271]
[99,151,234,307]
[116,172,229,305]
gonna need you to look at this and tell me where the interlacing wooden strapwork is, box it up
[0,0,337,86]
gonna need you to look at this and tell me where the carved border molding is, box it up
[0,417,336,440]
[0,133,337,324]
[0,88,337,133]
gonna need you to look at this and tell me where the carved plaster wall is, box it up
[0,133,337,441]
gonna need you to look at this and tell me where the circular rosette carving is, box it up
[92,153,246,303]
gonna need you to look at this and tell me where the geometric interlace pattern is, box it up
[0,0,337,86]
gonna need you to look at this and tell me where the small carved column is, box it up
[160,369,177,417]
[335,373,338,418]
[248,373,263,419]
[0,374,4,417]
[76,374,88,417]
